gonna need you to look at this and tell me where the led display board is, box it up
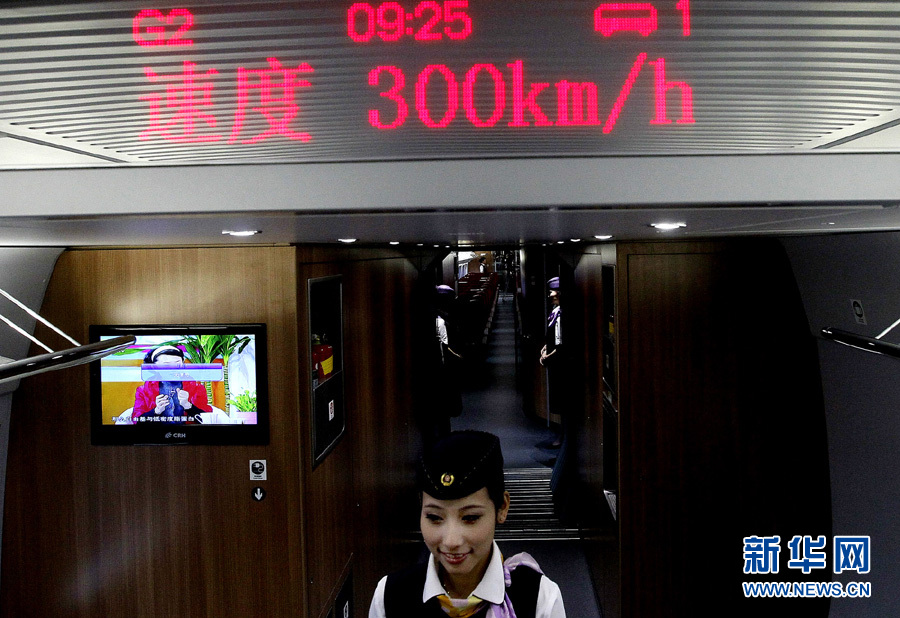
[2,1,898,164]
[132,2,692,139]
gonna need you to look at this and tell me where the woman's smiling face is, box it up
[420,487,510,595]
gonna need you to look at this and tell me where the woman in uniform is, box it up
[369,430,566,617]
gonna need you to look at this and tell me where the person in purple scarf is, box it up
[369,431,566,618]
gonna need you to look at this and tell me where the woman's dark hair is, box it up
[485,476,507,512]
[143,345,185,364]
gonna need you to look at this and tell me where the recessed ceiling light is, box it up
[389,241,400,245]
[222,230,261,237]
[594,235,613,240]
[338,238,357,243]
[557,240,565,244]
[650,222,687,231]
[570,238,581,242]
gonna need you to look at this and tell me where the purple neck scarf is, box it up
[487,553,544,618]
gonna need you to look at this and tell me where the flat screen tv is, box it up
[89,324,269,445]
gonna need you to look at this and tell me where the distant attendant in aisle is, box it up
[433,285,463,436]
[539,277,565,448]
[368,430,566,617]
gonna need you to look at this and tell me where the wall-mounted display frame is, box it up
[90,323,270,446]
[308,275,345,467]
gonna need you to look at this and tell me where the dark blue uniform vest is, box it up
[383,561,540,618]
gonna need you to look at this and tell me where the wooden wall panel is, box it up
[616,241,830,616]
[519,247,550,422]
[1,247,304,617]
[344,255,422,614]
[574,252,605,514]
[293,248,423,618]
[295,258,352,617]
[572,251,620,616]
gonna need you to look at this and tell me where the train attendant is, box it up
[369,430,566,617]
[540,277,566,448]
[539,277,562,369]
[434,284,463,433]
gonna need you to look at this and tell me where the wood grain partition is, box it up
[1,246,305,616]
[571,250,619,616]
[293,247,423,617]
[340,252,423,614]
[1,245,426,618]
[614,241,831,616]
[519,246,551,423]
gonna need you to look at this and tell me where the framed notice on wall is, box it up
[308,275,345,467]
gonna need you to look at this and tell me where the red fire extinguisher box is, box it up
[308,275,345,468]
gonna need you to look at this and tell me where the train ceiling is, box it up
[5,0,900,168]
[5,1,900,245]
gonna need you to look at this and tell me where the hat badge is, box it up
[441,473,454,487]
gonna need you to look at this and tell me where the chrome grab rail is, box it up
[821,327,900,359]
[0,336,135,385]
[0,286,136,386]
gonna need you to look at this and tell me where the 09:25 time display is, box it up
[347,1,473,42]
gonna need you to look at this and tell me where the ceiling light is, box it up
[389,241,400,245]
[338,238,357,243]
[570,238,581,242]
[222,230,261,237]
[594,235,613,240]
[650,222,687,231]
[557,241,565,244]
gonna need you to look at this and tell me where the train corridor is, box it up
[452,290,604,617]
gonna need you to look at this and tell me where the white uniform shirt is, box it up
[436,316,449,362]
[368,542,566,617]
[553,308,562,346]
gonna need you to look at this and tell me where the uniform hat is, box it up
[418,431,504,501]
[548,277,560,290]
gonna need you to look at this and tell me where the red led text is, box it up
[230,58,314,144]
[348,1,472,43]
[594,1,690,37]
[133,9,195,47]
[140,62,219,142]
[139,58,315,144]
[368,59,693,133]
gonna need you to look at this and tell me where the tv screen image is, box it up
[90,324,268,445]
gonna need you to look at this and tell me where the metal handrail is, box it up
[0,336,135,385]
[0,286,136,386]
[821,327,900,359]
